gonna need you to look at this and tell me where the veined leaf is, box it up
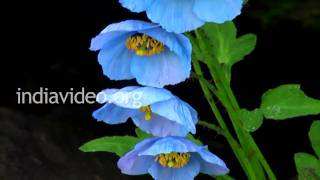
[135,128,152,139]
[309,121,320,158]
[229,34,257,65]
[202,22,236,64]
[79,136,140,157]
[214,174,235,180]
[261,84,320,120]
[295,153,320,180]
[201,22,257,82]
[240,108,264,132]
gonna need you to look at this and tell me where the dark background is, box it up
[1,0,320,179]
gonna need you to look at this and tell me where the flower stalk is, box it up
[191,29,276,179]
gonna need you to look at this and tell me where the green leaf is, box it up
[135,128,152,139]
[201,22,257,82]
[295,153,320,180]
[261,84,320,120]
[187,134,203,145]
[309,121,320,158]
[202,22,237,64]
[240,108,264,132]
[229,34,257,65]
[79,136,140,157]
[214,175,235,180]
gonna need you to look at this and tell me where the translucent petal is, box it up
[97,36,134,80]
[131,49,190,88]
[117,138,156,175]
[139,27,192,62]
[139,137,202,156]
[146,0,204,33]
[90,20,158,51]
[119,0,154,13]
[131,112,190,137]
[148,156,200,180]
[197,149,230,175]
[92,103,137,124]
[101,20,158,34]
[151,97,197,134]
[193,0,243,23]
[97,86,174,109]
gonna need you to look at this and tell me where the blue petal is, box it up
[193,0,243,23]
[117,138,156,175]
[139,27,192,62]
[99,86,174,109]
[185,102,198,124]
[151,97,198,134]
[196,149,230,175]
[92,103,136,124]
[90,32,130,51]
[100,20,158,34]
[146,0,204,33]
[148,156,200,180]
[131,112,190,137]
[90,20,158,51]
[96,87,141,104]
[133,137,159,150]
[96,88,122,104]
[130,49,190,88]
[97,36,135,80]
[139,137,202,156]
[119,0,154,13]
[118,154,153,175]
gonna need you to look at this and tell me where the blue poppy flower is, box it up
[118,136,229,179]
[93,86,198,137]
[90,20,192,88]
[119,0,243,33]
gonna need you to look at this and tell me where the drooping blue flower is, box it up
[118,136,229,180]
[90,20,192,88]
[119,0,243,33]
[93,86,198,137]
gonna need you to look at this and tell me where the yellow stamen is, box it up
[155,153,191,168]
[167,161,175,168]
[126,34,165,56]
[139,105,152,121]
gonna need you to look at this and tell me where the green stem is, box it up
[193,59,257,180]
[194,30,276,180]
[198,120,224,136]
[222,83,276,180]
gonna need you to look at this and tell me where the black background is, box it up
[1,0,320,179]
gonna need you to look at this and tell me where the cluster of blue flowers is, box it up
[90,0,243,179]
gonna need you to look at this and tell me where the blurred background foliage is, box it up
[248,0,319,29]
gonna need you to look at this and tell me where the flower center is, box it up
[139,105,152,121]
[126,34,165,56]
[155,153,191,168]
